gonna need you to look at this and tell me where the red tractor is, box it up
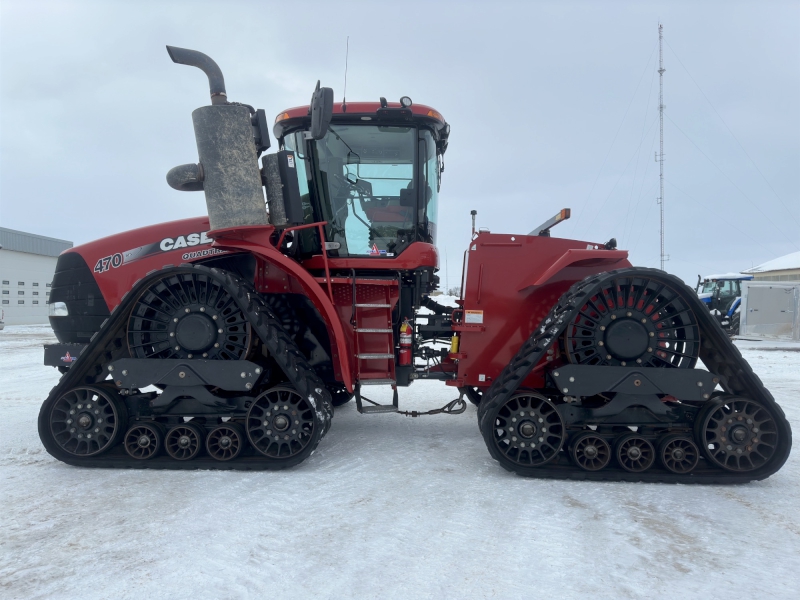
[40,47,791,481]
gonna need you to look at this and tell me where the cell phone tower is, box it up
[656,23,667,270]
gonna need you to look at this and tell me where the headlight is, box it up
[399,96,412,108]
[49,302,68,317]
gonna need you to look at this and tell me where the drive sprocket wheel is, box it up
[123,422,165,460]
[695,396,778,472]
[615,433,655,473]
[658,435,699,473]
[48,386,126,457]
[127,271,252,361]
[165,423,205,461]
[564,274,700,368]
[570,432,611,471]
[482,392,565,469]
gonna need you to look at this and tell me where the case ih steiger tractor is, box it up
[40,47,791,482]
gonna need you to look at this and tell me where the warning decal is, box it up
[465,310,484,324]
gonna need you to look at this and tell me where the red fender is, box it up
[209,225,355,393]
[519,249,630,291]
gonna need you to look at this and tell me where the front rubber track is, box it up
[478,267,792,483]
[38,264,333,470]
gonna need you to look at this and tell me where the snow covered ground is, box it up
[2,325,799,599]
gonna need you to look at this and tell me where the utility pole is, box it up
[656,23,667,271]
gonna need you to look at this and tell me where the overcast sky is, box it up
[1,0,798,287]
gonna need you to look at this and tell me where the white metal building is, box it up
[742,251,800,282]
[0,228,73,326]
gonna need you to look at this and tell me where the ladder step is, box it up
[355,303,391,308]
[359,404,399,414]
[356,328,393,333]
[359,378,396,386]
[357,353,394,359]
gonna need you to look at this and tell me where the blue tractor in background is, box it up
[696,273,753,336]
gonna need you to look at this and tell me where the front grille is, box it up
[49,252,110,343]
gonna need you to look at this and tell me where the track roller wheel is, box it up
[124,422,165,460]
[695,396,778,472]
[615,433,655,472]
[570,431,611,471]
[206,423,246,461]
[481,392,566,470]
[165,423,205,461]
[47,386,127,458]
[246,386,323,466]
[658,435,699,474]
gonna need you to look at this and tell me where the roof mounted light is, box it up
[399,96,412,108]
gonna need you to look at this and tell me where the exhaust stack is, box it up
[165,46,268,231]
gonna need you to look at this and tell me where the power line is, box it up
[665,113,799,250]
[572,41,658,235]
[666,180,776,256]
[623,123,660,247]
[664,39,800,230]
[584,115,659,234]
[630,181,659,255]
[621,58,659,247]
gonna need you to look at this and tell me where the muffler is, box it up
[165,45,268,231]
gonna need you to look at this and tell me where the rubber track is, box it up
[37,264,333,470]
[477,267,793,483]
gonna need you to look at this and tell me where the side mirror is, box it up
[309,81,334,140]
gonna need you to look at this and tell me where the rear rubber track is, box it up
[477,267,792,483]
[38,263,333,470]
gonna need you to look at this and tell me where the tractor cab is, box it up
[696,273,754,334]
[271,98,450,260]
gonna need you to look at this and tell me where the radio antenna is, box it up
[342,36,349,113]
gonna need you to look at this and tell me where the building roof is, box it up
[0,227,73,258]
[742,250,800,274]
[701,273,753,280]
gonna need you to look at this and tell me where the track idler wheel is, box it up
[165,423,205,461]
[124,422,165,460]
[246,386,323,466]
[47,386,127,458]
[658,435,699,474]
[206,423,246,461]
[570,432,611,471]
[615,433,655,472]
[482,392,566,470]
[695,396,779,472]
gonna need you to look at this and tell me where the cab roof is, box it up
[273,101,448,146]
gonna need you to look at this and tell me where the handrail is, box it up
[275,222,333,301]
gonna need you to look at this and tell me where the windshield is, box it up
[700,280,738,295]
[281,124,440,257]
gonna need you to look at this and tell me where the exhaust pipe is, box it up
[166,45,227,105]
[165,46,268,231]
